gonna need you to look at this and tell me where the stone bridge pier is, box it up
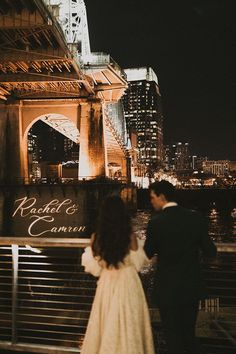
[0,98,108,184]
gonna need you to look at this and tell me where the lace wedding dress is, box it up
[80,243,155,354]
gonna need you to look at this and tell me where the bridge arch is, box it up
[5,100,126,183]
[22,113,80,182]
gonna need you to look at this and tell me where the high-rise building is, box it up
[63,138,79,161]
[122,67,164,170]
[164,144,175,171]
[191,156,208,171]
[175,142,191,171]
[27,131,42,179]
[164,142,191,172]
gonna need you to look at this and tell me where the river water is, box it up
[133,206,236,243]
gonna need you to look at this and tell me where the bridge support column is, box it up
[126,156,132,183]
[0,105,7,183]
[121,156,128,181]
[101,105,109,178]
[0,105,7,235]
[6,103,25,184]
[79,101,106,179]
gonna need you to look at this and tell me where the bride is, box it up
[81,195,155,354]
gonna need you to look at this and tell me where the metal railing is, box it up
[0,239,235,354]
[0,176,129,186]
[198,248,236,353]
[80,52,124,76]
[150,244,236,354]
[0,238,90,354]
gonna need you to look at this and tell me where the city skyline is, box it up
[85,0,235,160]
[123,67,164,169]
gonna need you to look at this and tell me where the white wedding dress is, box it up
[81,242,155,354]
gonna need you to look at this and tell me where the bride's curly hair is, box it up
[92,195,132,268]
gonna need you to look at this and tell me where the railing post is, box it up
[12,244,19,344]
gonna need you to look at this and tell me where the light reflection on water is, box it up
[207,207,236,243]
[133,207,236,243]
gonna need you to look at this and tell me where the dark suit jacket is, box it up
[144,205,217,306]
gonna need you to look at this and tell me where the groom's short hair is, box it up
[149,180,176,201]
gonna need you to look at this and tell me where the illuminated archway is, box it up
[22,114,80,182]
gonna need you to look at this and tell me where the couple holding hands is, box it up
[81,181,216,354]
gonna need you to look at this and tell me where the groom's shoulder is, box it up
[149,206,203,222]
[149,211,167,225]
[180,206,204,221]
[183,206,203,216]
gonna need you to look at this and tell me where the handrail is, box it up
[0,237,235,353]
[0,237,90,248]
[0,238,235,252]
[0,176,129,185]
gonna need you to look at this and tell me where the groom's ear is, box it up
[159,193,167,202]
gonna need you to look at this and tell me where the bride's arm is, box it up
[130,233,138,251]
[130,234,151,271]
[81,234,102,277]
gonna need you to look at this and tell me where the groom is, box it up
[144,180,217,354]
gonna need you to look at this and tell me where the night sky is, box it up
[85,0,236,160]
